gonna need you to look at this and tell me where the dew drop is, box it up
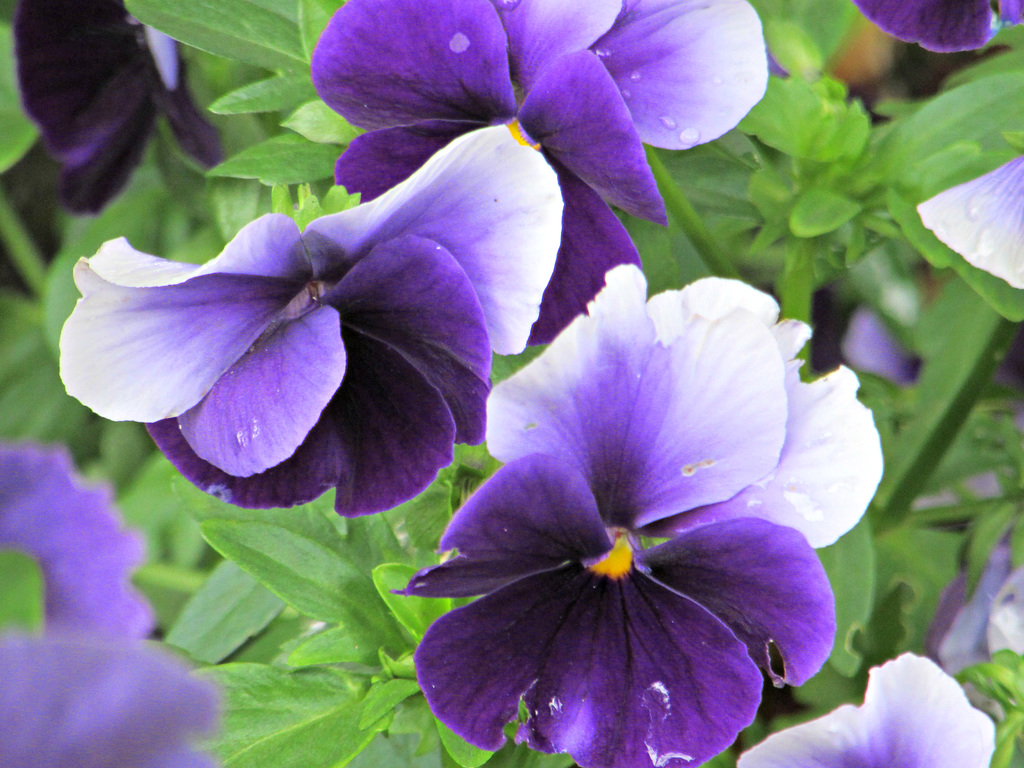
[448,32,470,53]
[594,46,611,58]
[974,228,997,258]
[659,116,677,129]
[493,0,522,7]
[621,88,632,99]
[678,128,701,148]
[629,70,642,82]
[966,195,984,221]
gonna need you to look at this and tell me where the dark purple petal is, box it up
[519,50,665,224]
[841,308,919,385]
[0,634,218,768]
[311,0,515,130]
[0,443,152,638]
[151,328,457,515]
[415,566,763,767]
[852,0,994,51]
[528,162,641,345]
[639,518,835,686]
[1002,0,1024,25]
[334,122,466,201]
[177,305,345,477]
[326,234,491,444]
[497,0,621,91]
[405,455,611,598]
[593,0,768,149]
[61,267,303,423]
[155,65,224,168]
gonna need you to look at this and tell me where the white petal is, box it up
[918,157,1024,289]
[306,125,563,354]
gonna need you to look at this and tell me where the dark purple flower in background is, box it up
[0,443,152,638]
[841,307,920,386]
[401,266,879,768]
[737,654,994,768]
[0,633,219,768]
[851,0,1023,52]
[60,127,563,515]
[13,0,222,213]
[311,0,768,342]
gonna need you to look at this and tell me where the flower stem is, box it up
[645,146,739,279]
[779,237,815,323]
[872,288,1018,532]
[0,183,46,296]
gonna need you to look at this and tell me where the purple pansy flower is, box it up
[841,308,920,386]
[0,442,152,638]
[13,0,222,213]
[60,127,563,515]
[851,0,1023,51]
[311,0,768,342]
[918,156,1024,288]
[737,654,995,768]
[403,266,883,768]
[0,633,219,768]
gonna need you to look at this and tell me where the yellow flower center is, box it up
[508,120,540,150]
[589,534,633,579]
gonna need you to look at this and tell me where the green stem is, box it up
[0,184,46,296]
[779,237,815,323]
[872,297,1018,532]
[645,146,739,279]
[909,496,1023,528]
[132,563,206,595]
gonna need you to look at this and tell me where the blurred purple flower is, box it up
[13,0,222,213]
[918,156,1024,288]
[60,127,563,515]
[0,442,152,638]
[403,265,883,768]
[0,633,219,768]
[841,307,920,386]
[737,654,994,768]
[851,0,1023,51]
[311,0,768,342]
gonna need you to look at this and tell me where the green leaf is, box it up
[125,0,306,70]
[166,561,285,664]
[763,20,822,79]
[1003,131,1024,153]
[437,719,494,768]
[283,101,362,145]
[788,188,861,238]
[359,679,421,729]
[384,469,455,552]
[299,0,341,59]
[208,134,340,184]
[372,563,451,640]
[208,177,270,242]
[209,74,318,115]
[888,189,1024,321]
[288,625,369,666]
[818,518,875,676]
[0,23,37,173]
[200,517,406,664]
[200,663,380,768]
[0,549,44,631]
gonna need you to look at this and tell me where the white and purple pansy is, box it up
[0,634,219,768]
[402,266,883,768]
[918,156,1024,289]
[13,0,222,213]
[0,442,152,639]
[59,126,563,515]
[851,0,1023,52]
[310,0,768,343]
[737,654,995,768]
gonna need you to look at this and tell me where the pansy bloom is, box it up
[918,156,1024,288]
[851,0,1023,51]
[311,0,768,342]
[14,0,222,213]
[0,634,219,768]
[403,266,883,768]
[60,127,562,515]
[737,654,995,768]
[0,442,152,638]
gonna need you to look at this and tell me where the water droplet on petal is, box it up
[659,116,677,129]
[678,128,701,148]
[493,0,522,7]
[974,228,997,258]
[449,32,470,53]
[629,70,642,82]
[594,47,611,58]
[966,194,984,222]
[621,88,631,99]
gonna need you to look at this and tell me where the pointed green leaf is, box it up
[437,719,494,768]
[208,134,340,185]
[0,549,44,632]
[210,74,319,115]
[283,101,362,145]
[372,563,450,640]
[359,679,421,729]
[788,188,861,238]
